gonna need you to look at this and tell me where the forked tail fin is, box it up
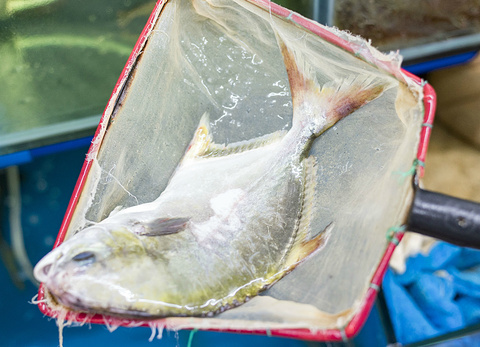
[279,39,387,137]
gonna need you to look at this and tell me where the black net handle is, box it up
[407,186,480,249]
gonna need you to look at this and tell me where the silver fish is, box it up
[34,43,385,318]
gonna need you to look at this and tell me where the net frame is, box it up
[35,0,437,340]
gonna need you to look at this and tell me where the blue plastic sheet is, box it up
[383,242,480,344]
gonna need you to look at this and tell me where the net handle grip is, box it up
[407,186,480,249]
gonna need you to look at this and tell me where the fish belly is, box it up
[132,142,306,316]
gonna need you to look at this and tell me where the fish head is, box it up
[34,223,155,315]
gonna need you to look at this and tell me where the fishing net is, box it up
[39,0,431,338]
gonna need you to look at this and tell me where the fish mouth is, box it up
[33,263,51,284]
[34,249,64,283]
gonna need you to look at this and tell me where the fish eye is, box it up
[72,251,96,263]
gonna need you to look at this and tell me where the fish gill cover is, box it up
[34,0,427,339]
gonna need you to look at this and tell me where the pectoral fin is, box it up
[136,217,190,236]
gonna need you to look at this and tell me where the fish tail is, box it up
[315,75,386,134]
[279,40,386,137]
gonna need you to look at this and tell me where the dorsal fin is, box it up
[202,130,287,158]
[182,112,287,162]
[182,112,213,162]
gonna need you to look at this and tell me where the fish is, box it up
[33,41,386,318]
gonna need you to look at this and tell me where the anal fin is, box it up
[283,155,332,270]
[284,222,333,271]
